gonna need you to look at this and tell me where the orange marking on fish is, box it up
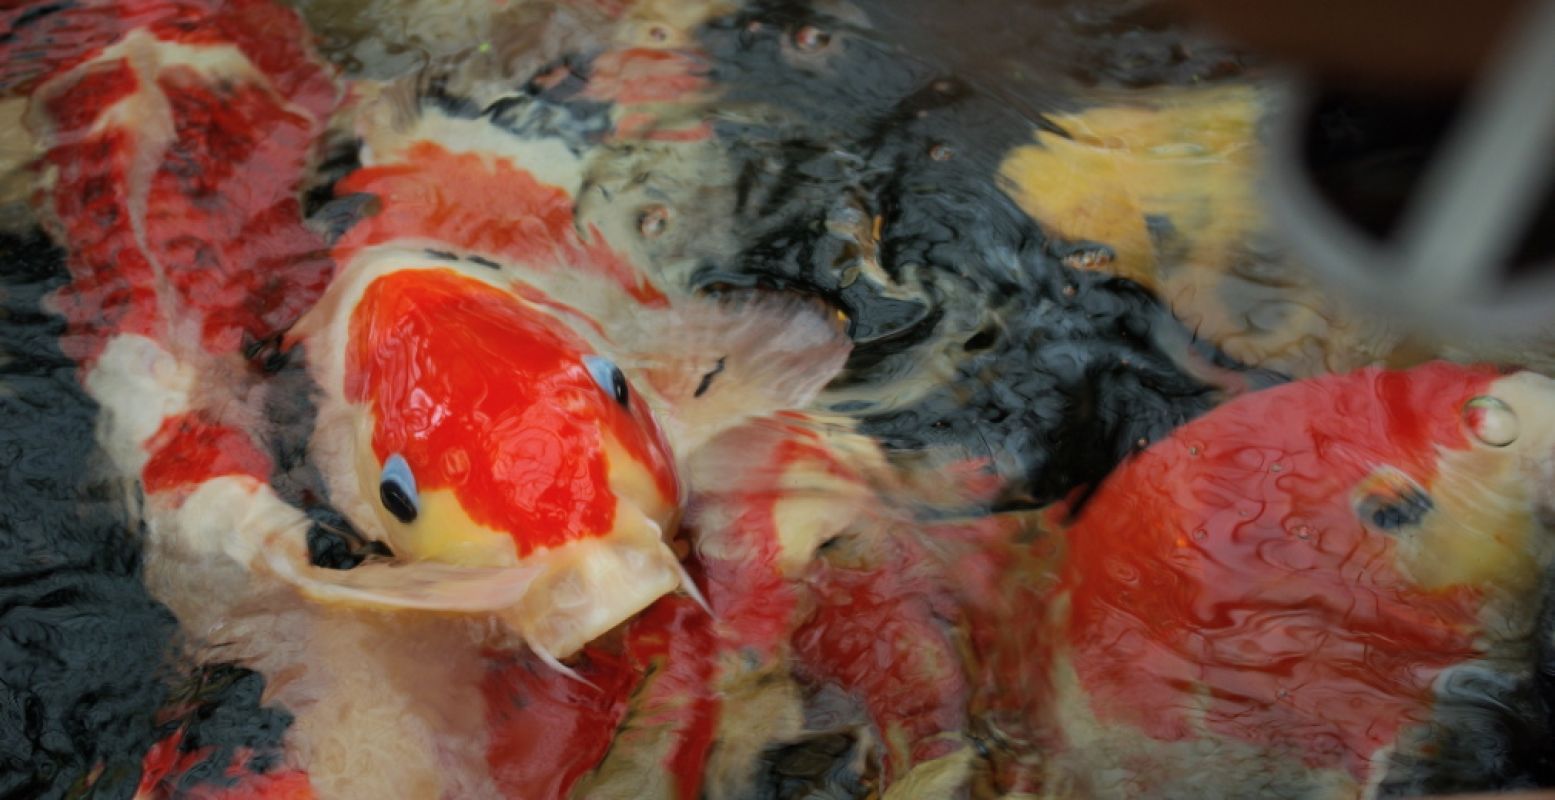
[582,48,708,105]
[137,729,315,800]
[141,412,272,497]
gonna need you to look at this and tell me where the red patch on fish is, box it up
[482,645,638,799]
[581,48,708,105]
[345,268,676,555]
[617,595,722,800]
[694,434,827,658]
[698,420,973,779]
[22,0,336,368]
[333,141,667,307]
[137,729,314,800]
[142,412,272,497]
[795,547,970,780]
[483,595,720,800]
[1058,362,1500,777]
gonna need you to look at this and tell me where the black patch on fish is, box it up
[425,248,458,261]
[520,52,594,103]
[155,665,299,795]
[748,730,869,800]
[262,344,325,510]
[0,2,80,92]
[484,91,614,156]
[307,506,392,571]
[305,192,378,244]
[694,356,727,398]
[261,343,393,570]
[5,1,73,32]
[301,135,364,221]
[0,230,292,798]
[468,255,502,270]
[241,330,291,375]
[1375,654,1555,795]
[1366,491,1435,530]
[421,56,615,160]
[694,2,1283,510]
[421,78,483,119]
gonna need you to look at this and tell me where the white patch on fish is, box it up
[83,333,195,474]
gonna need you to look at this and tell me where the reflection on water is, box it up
[2,0,1554,798]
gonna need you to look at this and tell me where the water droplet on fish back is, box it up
[638,205,671,239]
[1464,395,1519,447]
[793,25,831,52]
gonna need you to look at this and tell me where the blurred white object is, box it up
[1264,0,1555,338]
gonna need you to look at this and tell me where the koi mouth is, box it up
[501,507,706,673]
[260,493,703,668]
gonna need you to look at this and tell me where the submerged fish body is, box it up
[4,0,862,796]
[1008,362,1555,797]
[278,62,856,662]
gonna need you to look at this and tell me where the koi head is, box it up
[297,263,686,659]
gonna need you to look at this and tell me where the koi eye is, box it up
[584,354,629,407]
[1353,465,1434,532]
[379,453,419,524]
[1464,395,1519,447]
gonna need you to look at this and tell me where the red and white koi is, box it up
[973,362,1555,797]
[7,0,856,796]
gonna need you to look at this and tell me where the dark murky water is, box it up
[3,1,1555,798]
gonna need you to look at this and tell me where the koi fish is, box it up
[8,0,849,796]
[266,52,851,663]
[477,411,994,800]
[1002,362,1555,797]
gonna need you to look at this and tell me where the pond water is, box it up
[2,1,1554,798]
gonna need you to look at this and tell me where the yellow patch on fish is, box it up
[998,85,1263,292]
[1401,372,1555,600]
[0,97,38,232]
[998,85,1416,377]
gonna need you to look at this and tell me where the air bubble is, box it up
[794,25,830,52]
[638,205,671,239]
[1062,249,1114,270]
[1464,395,1518,447]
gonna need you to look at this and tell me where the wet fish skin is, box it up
[978,362,1555,798]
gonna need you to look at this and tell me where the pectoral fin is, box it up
[623,294,852,455]
[263,529,541,613]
